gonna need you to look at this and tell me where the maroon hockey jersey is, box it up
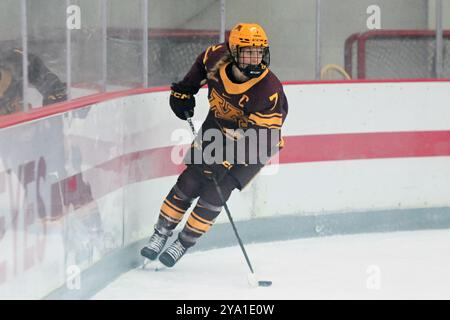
[177,43,289,189]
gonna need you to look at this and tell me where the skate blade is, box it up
[142,258,167,271]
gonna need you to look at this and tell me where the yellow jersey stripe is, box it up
[248,120,282,129]
[254,112,283,118]
[203,46,212,65]
[249,114,283,127]
[220,62,269,95]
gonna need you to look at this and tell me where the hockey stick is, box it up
[184,113,272,287]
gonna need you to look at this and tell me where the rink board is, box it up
[0,80,450,298]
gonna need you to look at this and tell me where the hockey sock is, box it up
[157,184,193,230]
[180,198,222,247]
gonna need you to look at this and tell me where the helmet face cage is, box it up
[232,45,270,78]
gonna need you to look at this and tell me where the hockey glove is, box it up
[170,84,195,120]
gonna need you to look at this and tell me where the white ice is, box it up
[93,229,450,300]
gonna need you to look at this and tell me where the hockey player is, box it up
[0,48,67,115]
[141,23,288,267]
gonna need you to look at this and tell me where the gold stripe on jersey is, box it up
[255,112,283,118]
[203,45,223,65]
[220,62,269,95]
[203,46,212,65]
[211,45,223,52]
[248,112,283,129]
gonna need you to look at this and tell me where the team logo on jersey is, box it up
[209,88,249,128]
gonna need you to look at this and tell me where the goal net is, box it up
[344,30,450,79]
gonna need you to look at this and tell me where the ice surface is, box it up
[93,229,450,300]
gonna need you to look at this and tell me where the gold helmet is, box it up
[228,23,270,78]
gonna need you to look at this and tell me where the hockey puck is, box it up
[258,280,272,287]
[248,273,272,287]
